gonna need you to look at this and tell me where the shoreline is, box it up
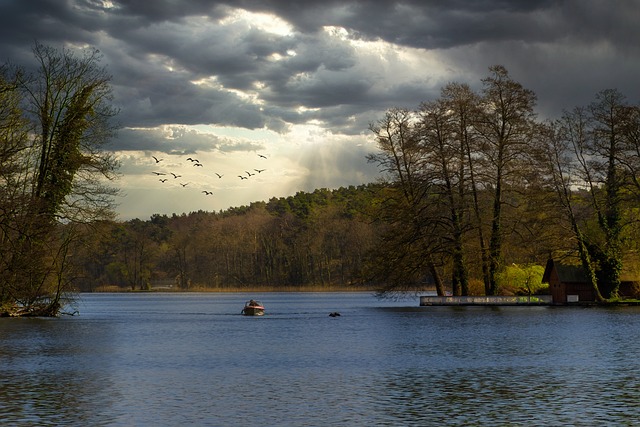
[85,285,386,293]
[419,294,640,307]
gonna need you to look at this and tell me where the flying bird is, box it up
[254,169,265,173]
[152,172,166,176]
[180,183,189,187]
[152,156,162,163]
[238,175,247,180]
[258,154,267,159]
[170,173,181,179]
[159,178,167,183]
[186,157,199,163]
[202,190,213,195]
[245,171,255,177]
[215,173,223,178]
[194,163,203,167]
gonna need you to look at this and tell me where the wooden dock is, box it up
[419,295,553,306]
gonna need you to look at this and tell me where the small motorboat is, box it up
[241,299,265,316]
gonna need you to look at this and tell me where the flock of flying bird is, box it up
[150,154,268,197]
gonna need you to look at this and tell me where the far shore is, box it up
[84,285,394,293]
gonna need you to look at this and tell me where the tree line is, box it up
[70,186,379,291]
[2,44,640,315]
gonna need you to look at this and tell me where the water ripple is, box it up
[2,295,640,426]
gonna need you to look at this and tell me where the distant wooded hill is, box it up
[72,185,383,291]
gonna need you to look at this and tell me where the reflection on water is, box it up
[0,318,119,426]
[2,293,640,425]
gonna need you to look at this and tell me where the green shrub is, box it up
[496,264,545,296]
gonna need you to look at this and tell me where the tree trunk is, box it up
[428,256,446,296]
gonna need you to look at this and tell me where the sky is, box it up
[1,0,639,220]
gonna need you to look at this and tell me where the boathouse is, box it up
[542,258,640,304]
[542,259,592,304]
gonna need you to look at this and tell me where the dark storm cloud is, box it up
[113,125,263,154]
[1,0,639,145]
[114,126,225,153]
[108,0,636,52]
[226,0,638,53]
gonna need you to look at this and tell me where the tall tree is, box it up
[1,42,119,315]
[544,114,604,301]
[473,65,539,295]
[24,42,119,222]
[442,83,493,293]
[416,83,480,295]
[367,108,446,296]
[0,65,32,306]
[586,89,635,297]
[550,89,640,299]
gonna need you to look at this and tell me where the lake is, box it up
[2,292,640,426]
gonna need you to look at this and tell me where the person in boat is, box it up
[249,299,258,306]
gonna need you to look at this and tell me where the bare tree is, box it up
[473,65,539,295]
[544,116,604,301]
[368,108,446,297]
[416,83,482,295]
[549,89,640,299]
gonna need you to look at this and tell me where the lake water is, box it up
[2,292,640,426]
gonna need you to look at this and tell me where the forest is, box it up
[72,186,380,292]
[2,44,640,315]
